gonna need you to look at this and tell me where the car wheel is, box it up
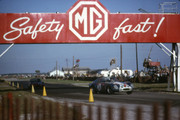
[106,87,114,94]
[92,87,97,94]
[97,84,101,92]
[126,91,132,95]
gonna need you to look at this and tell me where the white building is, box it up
[49,70,65,77]
[109,67,134,77]
[62,67,90,76]
[99,67,134,78]
[99,70,110,77]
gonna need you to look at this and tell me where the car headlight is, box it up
[113,84,119,89]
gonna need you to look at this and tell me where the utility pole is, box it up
[59,65,61,76]
[66,59,68,68]
[136,43,139,77]
[66,58,69,74]
[56,61,58,79]
[73,56,74,81]
[120,45,123,76]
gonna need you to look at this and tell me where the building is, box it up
[49,70,65,77]
[97,67,134,78]
[98,69,110,77]
[62,67,90,77]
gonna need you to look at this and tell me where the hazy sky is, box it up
[0,0,179,74]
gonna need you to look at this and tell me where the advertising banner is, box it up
[0,0,180,43]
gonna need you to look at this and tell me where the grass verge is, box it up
[43,78,173,92]
[133,83,173,91]
[43,79,91,84]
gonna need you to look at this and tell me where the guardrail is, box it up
[0,92,179,120]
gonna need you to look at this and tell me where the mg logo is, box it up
[69,0,108,40]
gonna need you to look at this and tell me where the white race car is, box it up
[89,77,133,94]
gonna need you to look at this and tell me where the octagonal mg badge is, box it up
[68,0,109,41]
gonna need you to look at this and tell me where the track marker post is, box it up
[17,83,19,89]
[89,88,94,102]
[43,86,47,96]
[32,85,35,93]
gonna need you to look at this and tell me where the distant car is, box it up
[29,78,44,88]
[89,77,133,94]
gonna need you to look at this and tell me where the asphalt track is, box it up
[32,83,180,107]
[6,79,180,120]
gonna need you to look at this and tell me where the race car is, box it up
[89,77,133,94]
[28,78,45,89]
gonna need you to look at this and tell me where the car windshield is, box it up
[110,78,120,82]
[37,79,41,82]
[30,78,41,82]
[100,77,110,82]
[93,77,110,83]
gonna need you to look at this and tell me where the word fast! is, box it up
[113,17,165,40]
[75,7,102,35]
[3,17,64,41]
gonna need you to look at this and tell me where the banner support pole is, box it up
[0,43,14,58]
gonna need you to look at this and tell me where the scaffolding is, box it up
[158,2,180,92]
[159,2,178,14]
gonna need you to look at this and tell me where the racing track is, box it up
[33,83,180,106]
[6,79,180,120]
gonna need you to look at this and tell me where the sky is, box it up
[0,0,179,74]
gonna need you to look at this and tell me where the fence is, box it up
[0,92,179,120]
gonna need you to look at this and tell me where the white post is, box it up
[173,50,177,91]
[177,43,180,92]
